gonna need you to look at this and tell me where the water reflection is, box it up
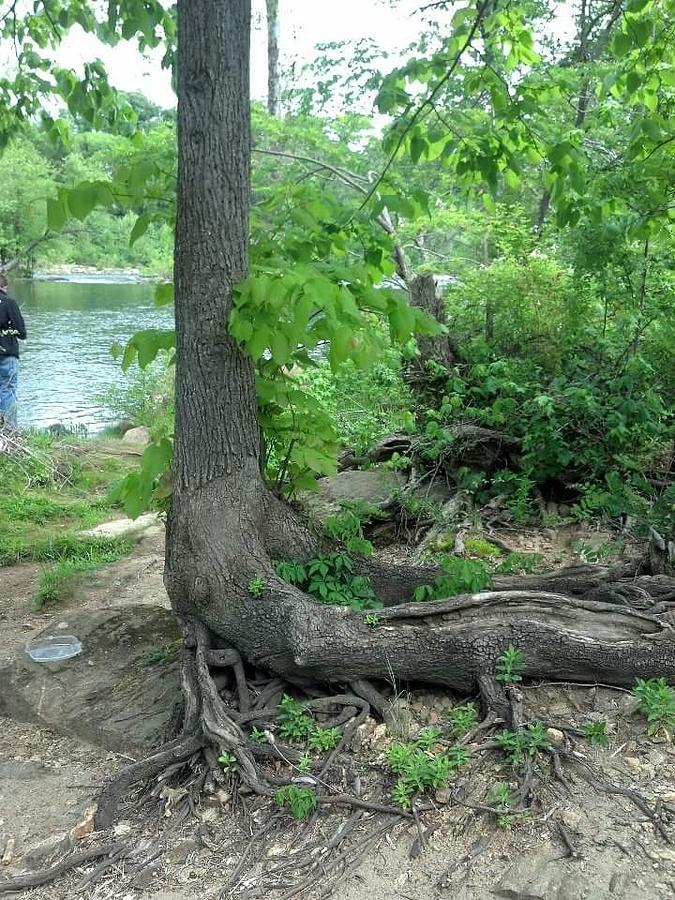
[12,276,173,432]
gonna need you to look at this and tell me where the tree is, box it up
[266,0,281,116]
[152,0,675,794]
[1,0,674,826]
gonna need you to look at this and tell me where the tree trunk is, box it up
[165,0,675,705]
[266,0,281,117]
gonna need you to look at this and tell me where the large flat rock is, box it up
[0,604,180,752]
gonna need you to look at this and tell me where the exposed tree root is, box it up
[0,843,125,895]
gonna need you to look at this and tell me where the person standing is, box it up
[0,273,27,430]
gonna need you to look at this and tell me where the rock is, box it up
[546,728,564,744]
[1,836,15,865]
[80,512,161,540]
[70,806,96,841]
[0,604,180,752]
[624,757,641,773]
[300,469,407,523]
[122,425,152,445]
[560,809,584,831]
[494,848,598,899]
[21,832,72,868]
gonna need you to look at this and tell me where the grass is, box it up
[34,536,131,607]
[1,430,142,605]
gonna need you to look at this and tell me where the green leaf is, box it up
[154,282,174,307]
[46,198,66,231]
[122,329,176,371]
[67,184,98,221]
[130,213,151,245]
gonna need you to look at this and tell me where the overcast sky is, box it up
[53,0,433,109]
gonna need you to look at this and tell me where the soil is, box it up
[1,525,674,900]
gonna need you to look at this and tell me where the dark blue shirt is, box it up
[0,292,26,359]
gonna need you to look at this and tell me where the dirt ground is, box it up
[1,526,674,900]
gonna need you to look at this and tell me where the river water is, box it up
[11,274,173,432]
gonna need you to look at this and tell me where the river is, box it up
[10,274,173,432]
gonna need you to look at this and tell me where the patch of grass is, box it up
[0,433,137,567]
[142,640,182,666]
[34,536,131,607]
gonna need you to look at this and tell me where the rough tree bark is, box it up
[164,0,675,715]
[266,0,281,117]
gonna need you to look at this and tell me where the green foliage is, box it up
[582,721,610,748]
[247,576,267,599]
[363,613,381,628]
[386,734,470,809]
[464,536,501,559]
[496,646,525,684]
[413,557,492,602]
[447,702,478,737]
[495,723,551,765]
[277,694,314,742]
[307,727,342,753]
[275,785,318,820]
[324,509,374,557]
[495,553,542,575]
[276,552,381,612]
[633,678,675,736]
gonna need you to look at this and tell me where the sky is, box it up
[53,0,427,109]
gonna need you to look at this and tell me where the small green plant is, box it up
[386,737,470,809]
[363,613,381,628]
[277,552,381,612]
[274,560,307,585]
[278,694,314,742]
[447,702,478,736]
[249,726,268,745]
[141,640,182,666]
[413,557,492,601]
[218,751,237,772]
[494,552,542,575]
[324,509,374,557]
[583,721,609,747]
[496,645,525,683]
[488,781,513,812]
[307,727,342,753]
[274,785,318,820]
[415,727,442,751]
[487,782,530,828]
[633,677,675,736]
[297,753,313,774]
[247,576,267,598]
[383,452,412,472]
[495,723,550,765]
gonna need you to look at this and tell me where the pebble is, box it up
[546,727,564,744]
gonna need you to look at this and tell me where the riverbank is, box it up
[29,265,163,283]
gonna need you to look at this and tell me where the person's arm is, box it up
[7,298,26,339]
